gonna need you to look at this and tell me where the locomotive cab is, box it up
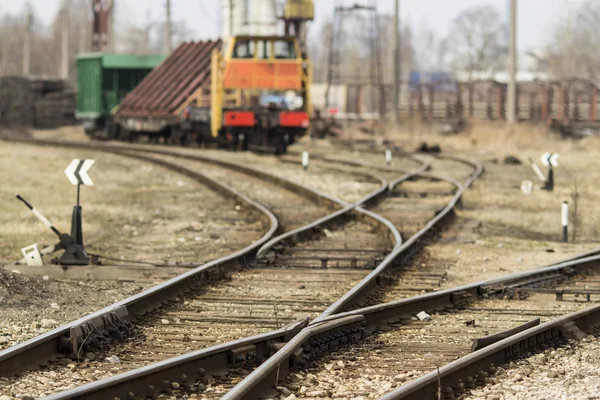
[211,35,312,153]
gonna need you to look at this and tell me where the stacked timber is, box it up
[34,91,76,129]
[0,76,76,129]
[0,77,35,126]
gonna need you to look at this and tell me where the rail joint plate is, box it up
[64,306,132,356]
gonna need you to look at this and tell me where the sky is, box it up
[0,0,584,52]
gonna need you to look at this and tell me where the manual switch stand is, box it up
[61,159,95,265]
[16,194,89,266]
[15,159,96,267]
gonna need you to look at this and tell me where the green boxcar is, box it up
[76,53,164,134]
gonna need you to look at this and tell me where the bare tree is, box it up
[545,0,600,81]
[413,19,448,72]
[379,15,415,83]
[444,5,507,78]
[0,7,38,76]
[116,19,193,55]
[117,24,151,55]
[309,14,415,84]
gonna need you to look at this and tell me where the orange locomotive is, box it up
[209,35,312,153]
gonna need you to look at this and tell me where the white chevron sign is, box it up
[65,159,95,186]
[540,152,559,167]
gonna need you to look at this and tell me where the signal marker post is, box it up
[540,152,559,192]
[302,151,309,170]
[63,159,95,265]
[562,201,569,243]
[385,149,392,166]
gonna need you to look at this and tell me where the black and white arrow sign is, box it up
[65,159,95,186]
[540,152,559,167]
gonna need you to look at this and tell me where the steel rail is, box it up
[381,302,600,400]
[0,145,279,378]
[312,252,600,327]
[224,251,600,399]
[42,318,310,400]
[281,152,433,255]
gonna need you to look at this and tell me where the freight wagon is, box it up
[76,53,165,134]
[109,36,312,153]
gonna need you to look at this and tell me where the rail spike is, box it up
[62,306,132,357]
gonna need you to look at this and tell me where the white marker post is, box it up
[385,149,392,166]
[562,201,569,242]
[302,151,309,171]
[520,180,533,195]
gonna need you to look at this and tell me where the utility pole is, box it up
[165,0,172,55]
[230,0,235,37]
[23,6,33,76]
[393,0,400,124]
[61,5,70,80]
[507,0,517,124]
[109,0,115,52]
[79,15,87,53]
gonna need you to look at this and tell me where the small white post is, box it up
[385,149,392,166]
[520,180,533,195]
[562,201,569,242]
[302,151,309,170]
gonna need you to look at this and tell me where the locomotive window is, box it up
[274,40,296,59]
[256,40,272,59]
[233,40,255,59]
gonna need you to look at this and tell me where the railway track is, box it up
[269,274,600,399]
[225,249,600,400]
[33,138,600,400]
[0,138,404,398]
[275,152,470,311]
[218,152,598,398]
[16,143,483,399]
[0,142,274,394]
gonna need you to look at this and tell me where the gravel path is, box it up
[0,270,148,352]
[464,335,600,400]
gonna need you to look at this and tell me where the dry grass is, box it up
[31,125,90,141]
[23,121,600,246]
[382,120,559,155]
[378,120,600,244]
[0,142,255,264]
